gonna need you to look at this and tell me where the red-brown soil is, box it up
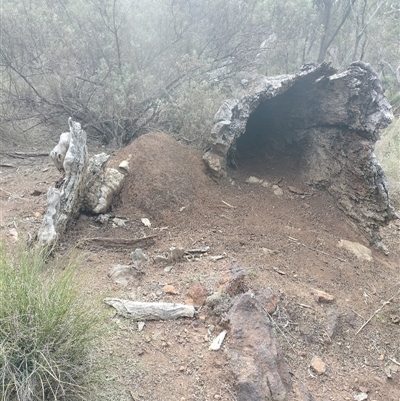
[1,131,399,401]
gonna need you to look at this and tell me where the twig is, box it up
[0,163,14,168]
[255,297,297,352]
[221,199,236,208]
[129,390,138,401]
[355,289,400,336]
[301,243,346,262]
[78,235,158,249]
[388,357,400,367]
[225,385,237,401]
[298,303,314,309]
[0,187,27,201]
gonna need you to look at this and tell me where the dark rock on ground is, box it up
[227,292,292,401]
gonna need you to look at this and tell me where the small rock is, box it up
[179,366,185,372]
[288,185,305,195]
[353,392,368,401]
[34,211,42,218]
[163,285,179,295]
[169,246,185,262]
[187,283,208,306]
[326,308,339,338]
[119,160,129,172]
[141,217,151,227]
[246,176,263,184]
[112,217,126,227]
[338,239,372,261]
[137,321,145,331]
[164,265,173,272]
[108,264,135,286]
[272,185,284,196]
[131,248,148,268]
[261,181,271,188]
[310,356,327,375]
[312,288,335,304]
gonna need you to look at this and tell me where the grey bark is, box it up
[203,62,398,249]
[104,298,195,320]
[38,119,88,247]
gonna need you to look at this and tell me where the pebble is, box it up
[353,392,368,401]
[163,285,178,295]
[310,356,327,375]
[272,185,283,196]
[246,176,262,184]
[112,217,126,227]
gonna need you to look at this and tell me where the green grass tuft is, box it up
[0,245,102,401]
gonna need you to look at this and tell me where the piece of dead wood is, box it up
[78,234,157,249]
[273,266,286,275]
[355,289,400,336]
[104,298,195,320]
[0,163,15,168]
[186,246,210,254]
[3,151,49,157]
[301,243,347,262]
[221,199,236,208]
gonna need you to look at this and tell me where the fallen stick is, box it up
[78,234,157,248]
[3,151,49,157]
[104,298,195,320]
[388,357,400,367]
[301,243,346,262]
[221,200,236,209]
[355,289,400,336]
[0,163,15,168]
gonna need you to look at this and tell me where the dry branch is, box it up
[104,298,195,320]
[79,235,157,249]
[355,289,400,335]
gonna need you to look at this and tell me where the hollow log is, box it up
[104,298,195,320]
[203,62,398,249]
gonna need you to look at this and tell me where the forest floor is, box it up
[0,128,399,401]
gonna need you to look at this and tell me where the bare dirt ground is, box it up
[1,129,400,401]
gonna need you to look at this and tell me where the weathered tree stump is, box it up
[227,292,292,401]
[203,62,398,249]
[38,119,88,247]
[38,119,127,248]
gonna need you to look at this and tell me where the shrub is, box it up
[375,117,400,209]
[0,245,101,401]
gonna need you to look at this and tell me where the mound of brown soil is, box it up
[109,132,217,224]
